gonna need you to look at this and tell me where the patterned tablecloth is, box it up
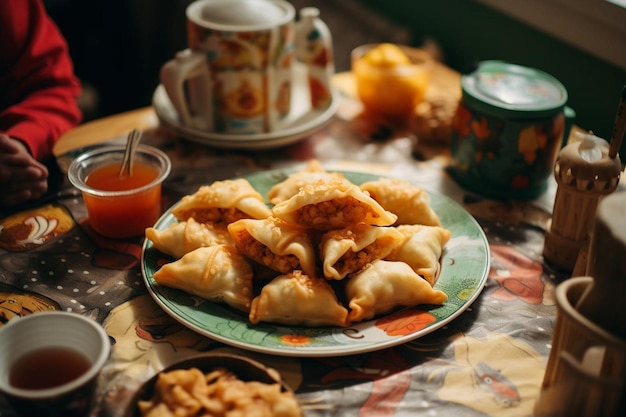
[0,90,571,417]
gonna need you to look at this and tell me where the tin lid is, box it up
[461,60,568,119]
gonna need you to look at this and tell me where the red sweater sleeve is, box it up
[0,0,82,161]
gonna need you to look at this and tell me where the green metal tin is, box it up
[461,60,568,119]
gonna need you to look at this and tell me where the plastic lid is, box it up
[461,60,568,119]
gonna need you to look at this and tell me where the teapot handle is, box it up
[160,49,214,131]
[295,7,335,109]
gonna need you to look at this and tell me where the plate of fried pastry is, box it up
[142,160,490,357]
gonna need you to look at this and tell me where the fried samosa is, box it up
[387,224,451,286]
[345,260,448,323]
[227,216,317,278]
[152,245,254,312]
[360,177,441,226]
[249,270,349,327]
[172,179,271,224]
[271,179,397,230]
[319,223,407,280]
[145,218,233,259]
[267,160,349,205]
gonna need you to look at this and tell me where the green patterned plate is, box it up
[141,169,490,357]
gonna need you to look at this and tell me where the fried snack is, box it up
[267,160,348,205]
[271,179,397,230]
[319,223,407,280]
[153,245,254,312]
[387,224,452,286]
[145,218,233,259]
[227,216,317,278]
[360,177,441,226]
[249,270,349,327]
[345,259,448,323]
[172,179,271,224]
[149,163,451,326]
[138,367,302,417]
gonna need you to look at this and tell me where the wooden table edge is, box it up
[53,106,158,157]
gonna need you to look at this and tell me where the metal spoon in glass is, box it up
[118,128,142,177]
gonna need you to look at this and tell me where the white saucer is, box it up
[152,63,339,150]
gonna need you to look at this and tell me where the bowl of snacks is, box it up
[351,43,433,122]
[124,353,302,417]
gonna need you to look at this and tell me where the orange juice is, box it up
[83,161,162,239]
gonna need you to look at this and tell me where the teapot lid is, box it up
[461,60,568,118]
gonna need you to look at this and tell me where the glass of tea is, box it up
[0,311,111,417]
[68,144,171,239]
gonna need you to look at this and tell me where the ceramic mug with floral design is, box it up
[160,0,297,135]
[449,61,575,200]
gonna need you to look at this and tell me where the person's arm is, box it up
[0,0,82,161]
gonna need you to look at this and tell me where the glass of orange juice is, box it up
[352,43,433,123]
[68,145,171,239]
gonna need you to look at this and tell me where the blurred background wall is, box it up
[361,0,626,147]
[44,0,625,144]
[43,0,411,121]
